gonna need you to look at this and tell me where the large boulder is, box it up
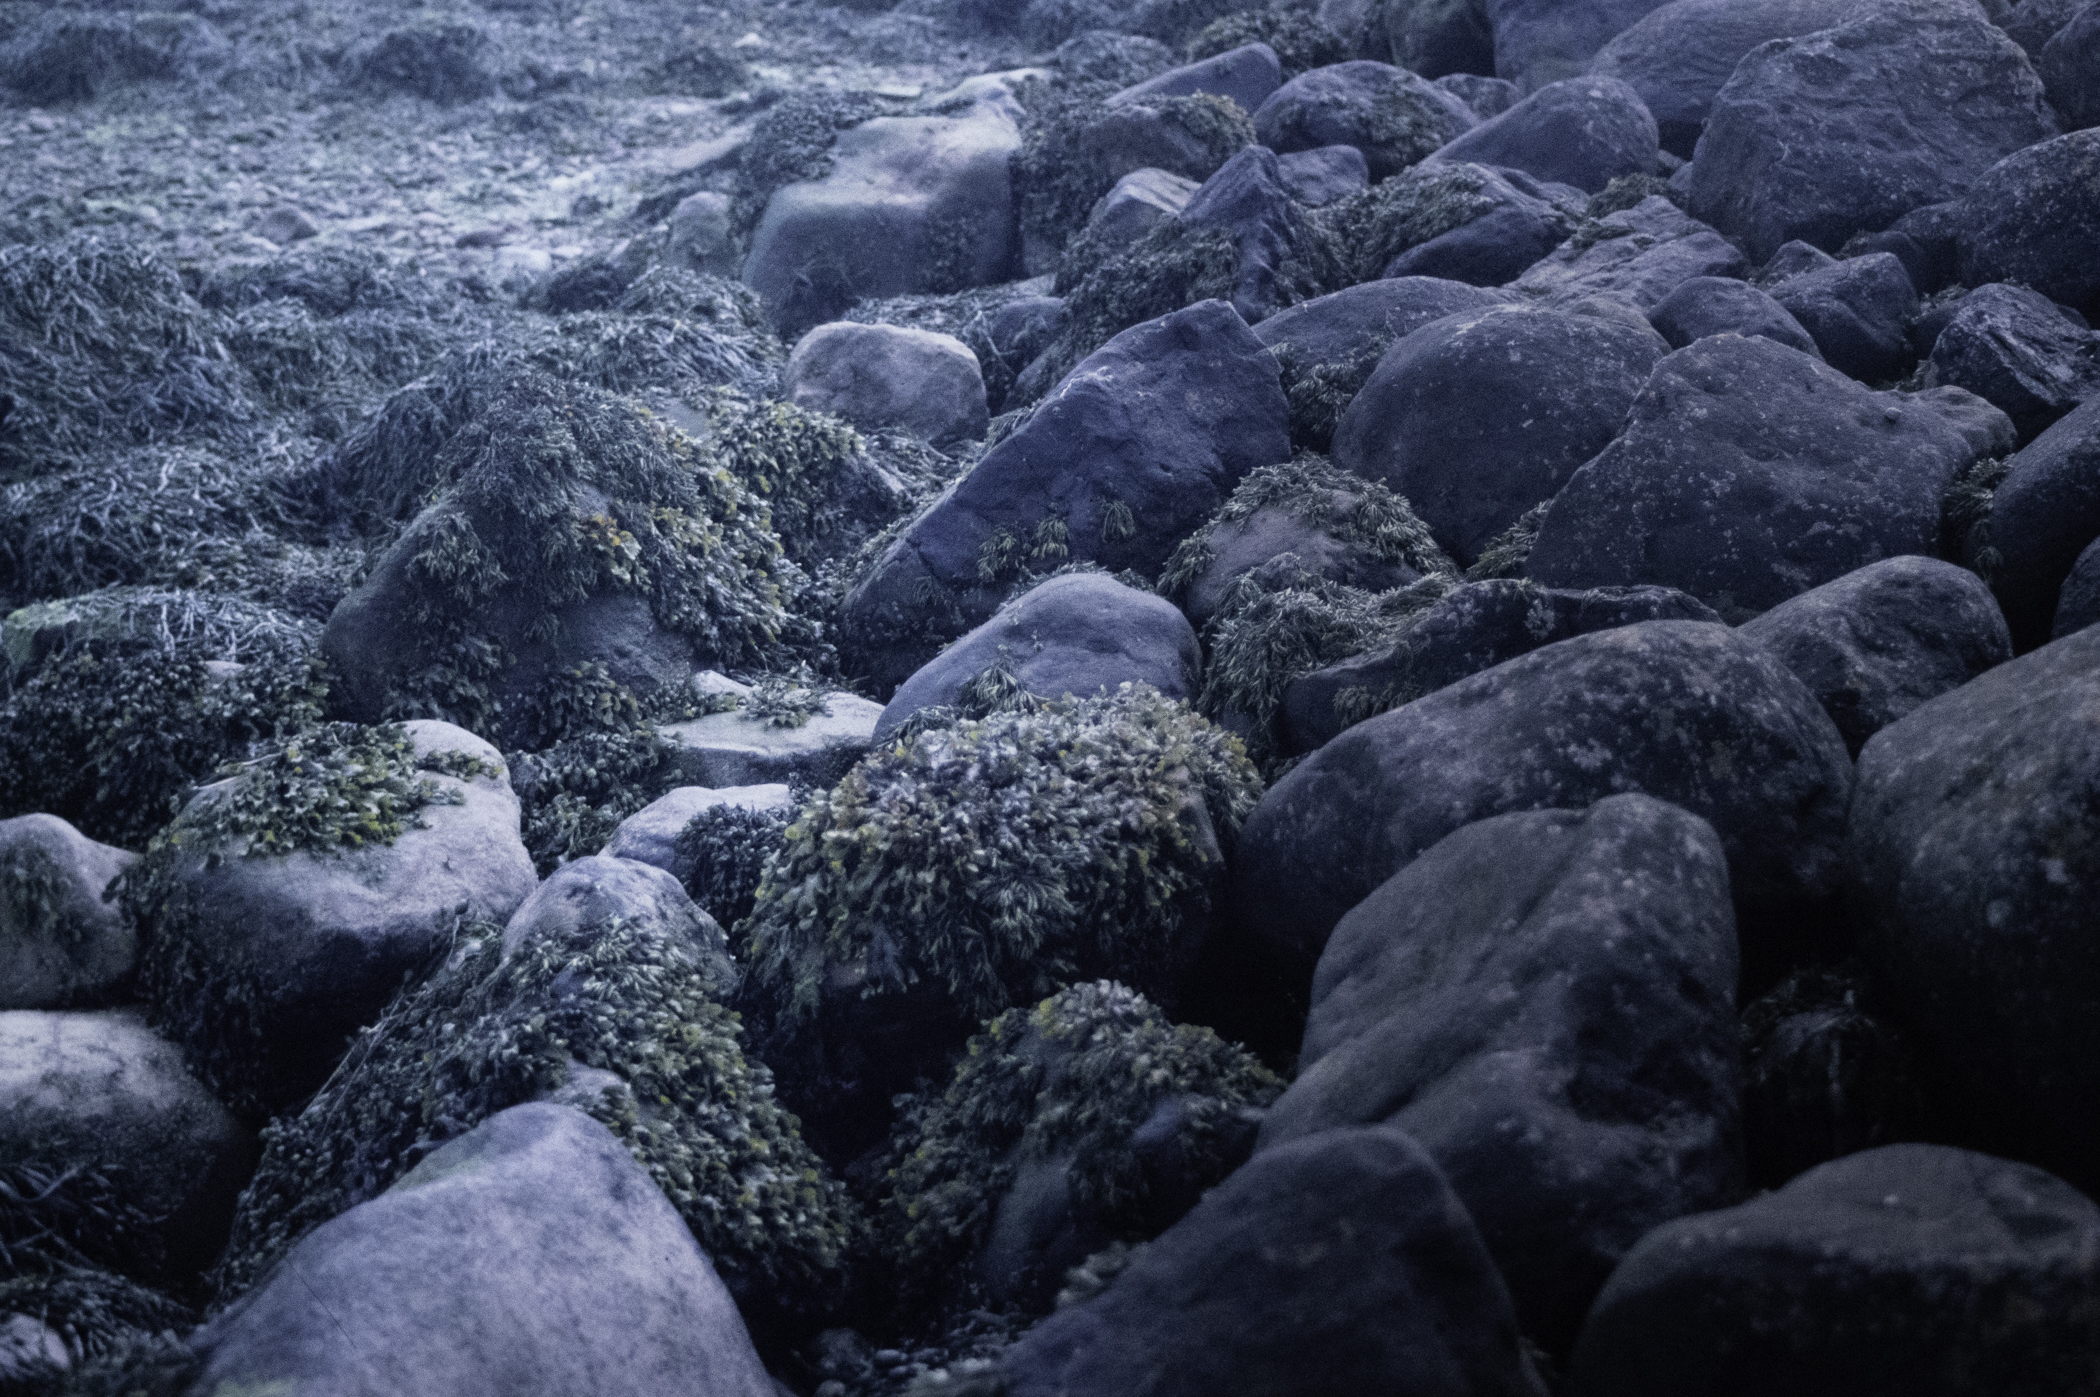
[1260,795,1741,1352]
[656,689,884,789]
[1173,145,1303,325]
[1508,195,1748,311]
[1646,274,1820,354]
[0,813,136,1010]
[875,572,1199,739]
[499,854,735,990]
[2039,2,2100,131]
[1766,250,1920,381]
[1429,75,1659,193]
[1106,42,1283,112]
[838,300,1288,693]
[784,322,989,447]
[1928,282,2100,443]
[998,1126,1548,1397]
[1527,334,1990,619]
[1981,396,2100,649]
[1565,1145,2100,1396]
[1850,624,2100,1183]
[1233,620,1853,965]
[1377,163,1581,287]
[1685,0,2059,263]
[1331,304,1667,566]
[0,1008,255,1275]
[1250,61,1478,179]
[1483,0,1675,90]
[1588,0,1855,157]
[190,1103,778,1397]
[1740,556,2011,757]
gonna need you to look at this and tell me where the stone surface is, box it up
[1484,0,1673,90]
[1766,251,1920,381]
[598,784,793,875]
[785,321,989,446]
[1174,145,1302,324]
[1565,1145,2100,1397]
[1386,0,1497,79]
[1178,501,1431,628]
[1379,163,1580,286]
[1928,282,2100,442]
[2052,533,2100,638]
[499,855,735,993]
[1429,75,1659,193]
[1261,795,1741,1352]
[2039,2,2100,131]
[1510,195,1748,311]
[657,691,883,789]
[1646,274,1820,354]
[1251,60,1477,179]
[1740,556,2011,757]
[1252,276,1514,372]
[1106,42,1282,113]
[1274,144,1368,205]
[191,1103,777,1397]
[1982,396,2100,649]
[0,813,136,1010]
[666,190,737,277]
[1083,166,1199,251]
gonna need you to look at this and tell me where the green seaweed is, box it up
[674,802,792,934]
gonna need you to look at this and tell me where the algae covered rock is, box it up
[599,783,793,879]
[1508,195,1748,312]
[1250,60,1477,179]
[0,814,137,1010]
[1428,75,1658,194]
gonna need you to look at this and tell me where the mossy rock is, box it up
[1187,6,1354,77]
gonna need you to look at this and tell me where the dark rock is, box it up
[1589,0,1856,158]
[1851,624,2100,1182]
[1648,274,1820,354]
[1759,237,1840,284]
[987,294,1066,370]
[1433,71,1519,118]
[1482,0,1674,90]
[1385,0,1496,79]
[1175,146,1301,323]
[1430,75,1658,194]
[1913,381,2021,459]
[1281,580,1721,753]
[1107,42,1284,113]
[2039,2,2100,130]
[1274,144,1368,205]
[785,322,989,447]
[2052,533,2100,637]
[1564,1145,2100,1397]
[0,813,136,1011]
[2002,0,2088,55]
[1382,194,1572,285]
[1929,282,2100,443]
[1233,619,1853,964]
[1250,61,1477,179]
[1000,1126,1548,1397]
[1510,195,1747,311]
[191,1104,777,1397]
[1767,251,1921,381]
[356,24,500,105]
[838,300,1288,693]
[1845,198,1965,294]
[1528,334,1986,618]
[1739,556,2011,757]
[1686,0,2060,263]
[1959,129,2100,316]
[1982,397,2100,649]
[1260,794,1741,1352]
[1332,304,1667,566]
[874,572,1200,739]
[1085,167,1199,254]
[1254,276,1513,367]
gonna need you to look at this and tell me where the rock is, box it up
[1739,556,2010,757]
[875,573,1199,740]
[742,97,1023,327]
[1429,75,1658,193]
[1564,1145,2100,1396]
[784,322,989,447]
[838,300,1289,693]
[1281,580,1721,754]
[1253,275,1514,371]
[1850,624,2100,1181]
[0,814,136,1011]
[1510,195,1748,311]
[1871,198,1965,295]
[1685,0,2059,263]
[657,691,882,789]
[1175,145,1302,324]
[1760,237,1840,284]
[2039,3,2100,131]
[1588,0,1854,158]
[1982,397,2100,649]
[1434,71,1519,117]
[140,721,538,1115]
[1075,101,1248,196]
[999,1126,1548,1397]
[1386,0,1497,79]
[666,190,738,277]
[1959,129,2100,317]
[1483,0,1675,90]
[1234,619,1853,964]
[0,1008,255,1274]
[0,1317,66,1380]
[2053,534,2100,637]
[499,855,735,991]
[1260,795,1741,1351]
[1250,61,1477,180]
[1084,167,1200,251]
[987,294,1066,371]
[256,206,320,245]
[599,784,793,875]
[1175,503,1434,630]
[2002,0,2088,55]
[1929,283,2100,442]
[1379,170,1580,285]
[356,23,499,105]
[190,1103,777,1397]
[1766,251,1920,381]
[1331,304,1667,566]
[1106,42,1283,113]
[1274,144,1368,205]
[1913,381,2020,459]
[1647,274,1820,354]
[1527,334,1986,619]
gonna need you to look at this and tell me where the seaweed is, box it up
[674,802,793,934]
[1186,4,1351,77]
[1463,498,1552,582]
[0,12,229,105]
[0,1266,195,1379]
[1939,453,2010,583]
[353,23,502,106]
[734,88,888,239]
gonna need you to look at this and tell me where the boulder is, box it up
[999,1126,1548,1397]
[1960,129,2100,325]
[2052,533,2100,638]
[1759,237,1840,284]
[0,813,136,1010]
[742,96,1023,326]
[1866,197,1966,295]
[1509,195,1748,311]
[1851,624,2100,1182]
[1106,42,1283,112]
[1913,381,2021,459]
[1588,0,1855,157]
[1929,282,2100,442]
[1175,500,1435,628]
[598,784,793,875]
[1332,304,1667,566]
[1280,580,1721,754]
[499,855,735,994]
[838,300,1289,693]
[1386,0,1497,78]
[1527,334,1987,618]
[190,1104,777,1397]
[1253,275,1514,369]
[1483,0,1675,90]
[1084,167,1199,251]
[1766,251,1920,382]
[1982,397,2100,649]
[1740,556,2011,757]
[1434,71,1519,117]
[1274,144,1368,205]
[657,691,883,788]
[2002,0,2087,55]
[1685,0,2059,263]
[784,322,989,447]
[666,190,738,277]
[1647,274,1820,354]
[1250,61,1477,179]
[2039,2,2100,131]
[1233,620,1853,964]
[1260,795,1741,1352]
[1429,75,1659,193]
[875,572,1199,739]
[1564,1145,2100,1397]
[0,1008,255,1274]
[1175,146,1303,324]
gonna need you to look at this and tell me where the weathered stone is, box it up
[0,814,136,1010]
